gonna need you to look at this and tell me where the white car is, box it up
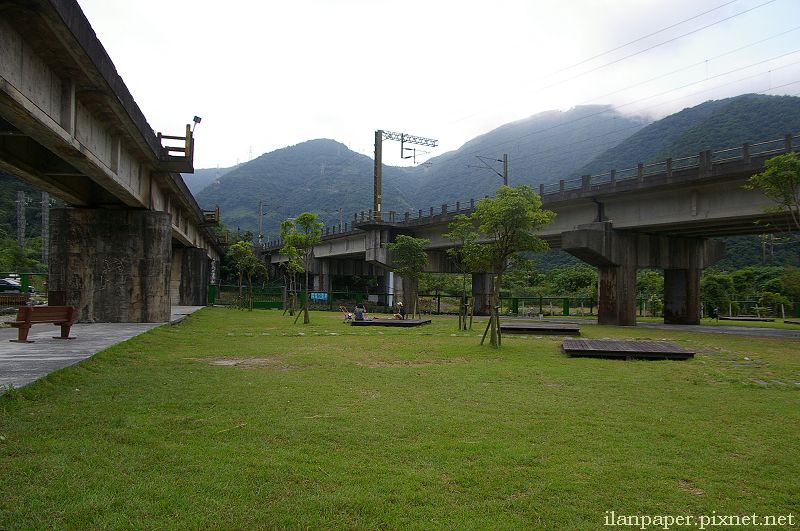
[2,277,35,294]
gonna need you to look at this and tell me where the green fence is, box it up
[205,285,800,319]
[707,299,800,318]
[209,284,283,309]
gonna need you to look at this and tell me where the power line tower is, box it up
[373,130,438,221]
[258,200,268,248]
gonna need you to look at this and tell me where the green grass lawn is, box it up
[1,308,798,529]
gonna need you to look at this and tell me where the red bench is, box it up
[9,306,77,343]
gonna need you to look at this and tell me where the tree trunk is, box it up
[489,273,502,347]
[289,274,296,316]
[247,273,253,311]
[303,269,310,324]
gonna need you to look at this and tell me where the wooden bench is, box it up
[9,306,77,343]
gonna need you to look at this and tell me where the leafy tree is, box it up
[780,267,800,300]
[280,212,322,324]
[386,235,430,319]
[448,185,555,347]
[279,244,303,316]
[636,269,664,299]
[729,266,783,298]
[503,255,546,297]
[419,273,461,294]
[745,152,800,235]
[700,271,734,315]
[225,240,267,309]
[549,265,597,298]
[758,291,790,316]
[443,214,480,330]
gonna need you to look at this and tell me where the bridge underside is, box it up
[562,222,724,325]
[0,0,221,322]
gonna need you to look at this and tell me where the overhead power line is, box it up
[452,0,780,126]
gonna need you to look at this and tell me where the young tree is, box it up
[443,214,478,330]
[700,271,734,316]
[225,240,267,309]
[447,185,555,347]
[279,244,303,316]
[386,235,430,319]
[745,152,800,235]
[279,212,323,324]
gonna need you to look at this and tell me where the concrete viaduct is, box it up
[0,0,222,322]
[265,133,799,326]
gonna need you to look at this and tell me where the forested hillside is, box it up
[407,105,647,207]
[182,165,237,195]
[2,94,798,273]
[574,94,800,176]
[194,139,416,240]
[195,106,647,237]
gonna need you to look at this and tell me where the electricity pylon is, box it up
[373,130,438,221]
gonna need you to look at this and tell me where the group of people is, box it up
[352,301,406,321]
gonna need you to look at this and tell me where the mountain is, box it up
[406,105,647,207]
[187,94,800,259]
[574,94,800,176]
[182,165,237,195]
[194,139,416,240]
[196,106,649,237]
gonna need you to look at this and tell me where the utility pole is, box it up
[469,154,508,186]
[374,130,382,222]
[41,192,50,265]
[258,200,266,248]
[16,191,25,248]
[373,130,438,221]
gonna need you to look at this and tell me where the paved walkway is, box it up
[635,321,800,339]
[0,306,203,390]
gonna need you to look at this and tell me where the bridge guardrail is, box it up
[261,132,799,252]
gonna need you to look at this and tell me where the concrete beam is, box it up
[562,222,723,326]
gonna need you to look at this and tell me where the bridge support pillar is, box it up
[562,222,722,326]
[48,208,172,322]
[664,268,701,324]
[313,260,330,292]
[472,273,493,316]
[176,247,210,306]
[598,264,637,326]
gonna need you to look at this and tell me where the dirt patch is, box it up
[358,357,471,369]
[188,357,300,371]
[677,479,705,496]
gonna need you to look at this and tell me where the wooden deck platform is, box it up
[562,339,694,360]
[500,322,580,335]
[718,316,774,322]
[351,318,431,327]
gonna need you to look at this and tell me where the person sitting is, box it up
[393,301,405,319]
[354,303,367,321]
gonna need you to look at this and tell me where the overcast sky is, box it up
[76,0,800,169]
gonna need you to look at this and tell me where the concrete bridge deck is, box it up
[0,0,223,322]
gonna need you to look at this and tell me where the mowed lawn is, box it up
[1,308,798,529]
